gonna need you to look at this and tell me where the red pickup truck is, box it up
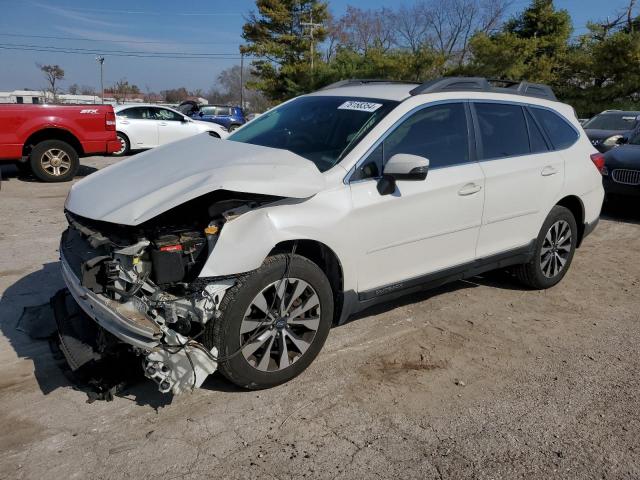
[0,104,120,182]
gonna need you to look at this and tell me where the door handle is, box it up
[458,183,482,196]
[541,165,558,176]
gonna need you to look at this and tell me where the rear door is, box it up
[349,102,486,293]
[117,107,158,147]
[474,102,564,257]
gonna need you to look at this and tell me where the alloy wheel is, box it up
[240,278,321,372]
[40,148,71,177]
[115,135,127,155]
[540,220,572,278]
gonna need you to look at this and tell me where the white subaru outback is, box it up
[58,77,604,394]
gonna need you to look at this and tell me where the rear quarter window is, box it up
[530,107,579,150]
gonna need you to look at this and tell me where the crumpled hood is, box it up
[65,133,325,225]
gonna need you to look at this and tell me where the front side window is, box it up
[475,103,529,160]
[530,107,579,150]
[352,103,470,180]
[153,108,182,121]
[229,96,398,172]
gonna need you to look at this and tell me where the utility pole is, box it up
[240,51,244,110]
[301,10,322,70]
[96,56,105,104]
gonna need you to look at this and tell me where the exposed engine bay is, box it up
[57,190,281,395]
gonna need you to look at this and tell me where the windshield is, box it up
[583,113,639,131]
[228,95,398,172]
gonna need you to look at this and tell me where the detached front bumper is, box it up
[60,251,161,349]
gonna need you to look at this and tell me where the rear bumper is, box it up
[60,251,161,349]
[81,139,121,156]
[603,176,640,197]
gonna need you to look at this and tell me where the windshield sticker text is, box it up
[338,101,382,113]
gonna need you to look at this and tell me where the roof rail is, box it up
[409,77,557,101]
[320,79,421,91]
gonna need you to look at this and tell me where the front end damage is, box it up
[56,191,279,395]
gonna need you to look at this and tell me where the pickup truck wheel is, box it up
[113,133,130,157]
[205,254,334,389]
[29,140,79,182]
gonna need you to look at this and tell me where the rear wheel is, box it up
[29,140,79,182]
[205,254,334,389]
[113,132,130,157]
[515,205,577,289]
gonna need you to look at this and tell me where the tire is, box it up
[514,205,578,289]
[29,140,79,182]
[205,254,334,389]
[228,124,241,132]
[113,132,130,157]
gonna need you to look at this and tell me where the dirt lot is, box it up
[0,157,639,480]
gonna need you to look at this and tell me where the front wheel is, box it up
[205,254,334,389]
[29,140,79,182]
[514,205,577,289]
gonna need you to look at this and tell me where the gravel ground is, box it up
[0,157,639,480]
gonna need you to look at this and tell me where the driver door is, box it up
[348,102,485,294]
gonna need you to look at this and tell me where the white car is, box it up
[113,104,228,156]
[59,77,604,394]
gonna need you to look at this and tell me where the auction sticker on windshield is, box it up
[338,101,383,113]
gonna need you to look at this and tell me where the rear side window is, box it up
[475,103,529,160]
[525,109,549,153]
[530,107,578,150]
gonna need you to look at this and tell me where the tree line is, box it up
[241,0,640,117]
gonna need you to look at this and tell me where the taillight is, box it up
[590,153,606,175]
[105,111,116,131]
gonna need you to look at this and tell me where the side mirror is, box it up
[198,111,204,117]
[377,154,429,196]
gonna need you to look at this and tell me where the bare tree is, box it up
[391,3,431,53]
[333,6,396,54]
[37,64,64,102]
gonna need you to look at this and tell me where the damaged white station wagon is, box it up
[58,78,604,394]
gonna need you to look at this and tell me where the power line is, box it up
[0,42,243,58]
[0,45,245,60]
[0,32,241,46]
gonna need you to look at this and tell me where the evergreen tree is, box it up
[241,0,329,101]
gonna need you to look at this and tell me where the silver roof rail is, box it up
[409,77,557,101]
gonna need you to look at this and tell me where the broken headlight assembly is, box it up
[58,191,280,395]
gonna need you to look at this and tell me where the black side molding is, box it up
[358,241,536,302]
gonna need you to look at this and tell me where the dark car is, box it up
[602,132,640,197]
[583,110,640,153]
[178,101,245,131]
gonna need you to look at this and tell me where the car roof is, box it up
[307,83,417,101]
[598,110,640,116]
[115,104,184,114]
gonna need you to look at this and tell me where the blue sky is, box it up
[0,0,634,92]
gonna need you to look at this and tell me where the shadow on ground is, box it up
[601,195,640,225]
[0,163,97,183]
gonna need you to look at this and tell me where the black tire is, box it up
[29,140,79,182]
[228,124,241,132]
[205,254,334,389]
[514,205,578,289]
[113,132,130,157]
